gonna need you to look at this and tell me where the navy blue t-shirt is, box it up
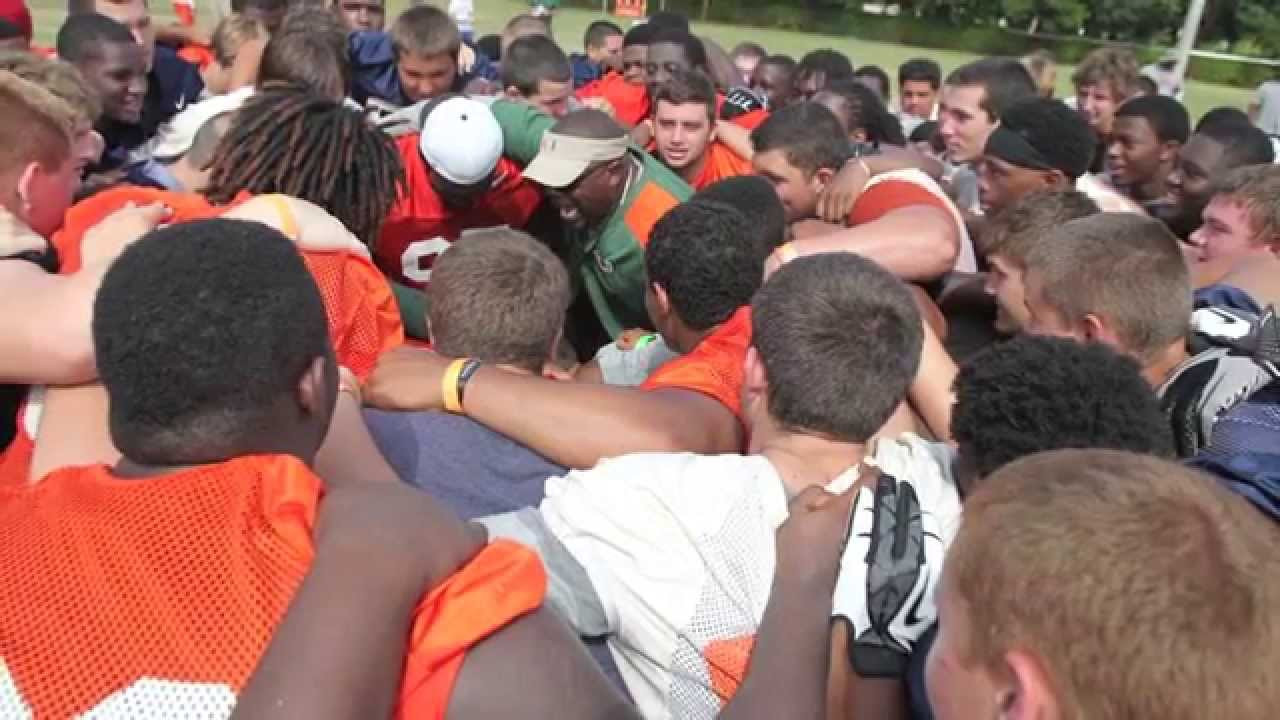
[96,46,204,172]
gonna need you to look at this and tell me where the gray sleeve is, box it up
[594,337,680,386]
[476,508,613,638]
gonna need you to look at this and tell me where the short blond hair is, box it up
[0,51,99,128]
[949,449,1280,720]
[1071,46,1140,100]
[1212,164,1280,250]
[0,70,76,174]
[211,13,265,68]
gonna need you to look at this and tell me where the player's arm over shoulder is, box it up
[0,258,97,385]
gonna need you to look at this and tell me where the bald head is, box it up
[551,108,625,140]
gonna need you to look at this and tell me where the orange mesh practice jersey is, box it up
[177,43,215,69]
[576,73,650,128]
[0,189,404,484]
[687,142,752,191]
[641,306,752,417]
[52,187,403,378]
[0,455,546,718]
[377,134,542,290]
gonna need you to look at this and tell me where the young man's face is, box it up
[621,44,647,86]
[1076,81,1122,136]
[900,79,937,119]
[751,62,792,110]
[94,0,155,71]
[1107,115,1168,189]
[1186,197,1269,266]
[337,0,385,32]
[984,253,1031,334]
[83,42,148,124]
[645,42,693,100]
[653,99,713,172]
[397,52,456,103]
[521,78,573,119]
[589,33,624,71]
[938,84,995,165]
[1021,271,1088,345]
[1167,134,1227,230]
[977,157,1055,215]
[752,148,823,223]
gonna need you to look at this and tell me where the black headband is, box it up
[984,126,1060,174]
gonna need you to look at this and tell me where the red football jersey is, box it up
[0,454,545,718]
[377,133,542,290]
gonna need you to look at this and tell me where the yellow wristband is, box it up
[265,194,298,241]
[774,242,799,265]
[441,357,468,414]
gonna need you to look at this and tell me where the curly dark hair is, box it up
[691,174,787,258]
[204,84,405,247]
[644,200,761,331]
[95,219,331,466]
[952,335,1174,490]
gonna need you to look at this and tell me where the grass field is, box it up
[29,0,1253,119]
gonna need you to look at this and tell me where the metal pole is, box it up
[1173,0,1208,86]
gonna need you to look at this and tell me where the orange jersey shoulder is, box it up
[55,188,402,378]
[55,187,222,274]
[379,135,541,289]
[0,456,545,718]
[0,455,319,718]
[690,142,752,191]
[577,74,650,127]
[641,306,752,416]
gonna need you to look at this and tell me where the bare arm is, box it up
[233,394,486,720]
[722,484,858,720]
[816,152,944,224]
[226,31,267,91]
[447,607,639,719]
[365,348,743,469]
[156,22,211,48]
[788,206,960,283]
[0,261,100,385]
[715,120,754,162]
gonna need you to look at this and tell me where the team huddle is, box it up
[0,0,1278,717]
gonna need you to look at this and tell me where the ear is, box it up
[1041,169,1066,189]
[851,128,868,143]
[708,118,718,143]
[503,85,523,101]
[999,649,1060,720]
[741,345,768,412]
[295,356,331,418]
[15,161,41,214]
[651,282,672,319]
[812,166,836,195]
[1081,312,1122,349]
[1159,140,1181,165]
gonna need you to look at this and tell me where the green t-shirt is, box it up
[490,100,692,337]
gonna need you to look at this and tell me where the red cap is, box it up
[0,0,33,41]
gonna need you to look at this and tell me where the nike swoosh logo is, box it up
[904,565,931,630]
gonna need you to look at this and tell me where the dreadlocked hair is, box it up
[204,83,404,247]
